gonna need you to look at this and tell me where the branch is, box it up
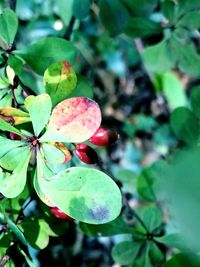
[63,16,76,40]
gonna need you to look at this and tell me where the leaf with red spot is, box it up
[40,97,102,143]
[44,61,77,106]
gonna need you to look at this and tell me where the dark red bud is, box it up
[89,127,119,146]
[50,207,74,221]
[22,90,29,98]
[9,132,22,140]
[74,143,99,164]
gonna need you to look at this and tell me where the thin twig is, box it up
[10,85,19,108]
[134,38,154,82]
[63,16,76,40]
[0,254,10,267]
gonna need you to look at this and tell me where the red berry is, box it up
[74,143,99,164]
[89,127,119,146]
[9,132,22,140]
[50,207,74,221]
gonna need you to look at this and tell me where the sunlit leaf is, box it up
[0,8,18,50]
[40,97,101,143]
[25,94,52,137]
[0,147,31,198]
[44,61,77,106]
[42,143,65,164]
[36,152,122,224]
[0,118,25,136]
[15,37,77,75]
[112,241,142,265]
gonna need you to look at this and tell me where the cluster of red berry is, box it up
[74,127,119,164]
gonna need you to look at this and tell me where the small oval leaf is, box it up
[25,94,52,137]
[44,61,77,106]
[40,97,102,143]
[36,153,122,224]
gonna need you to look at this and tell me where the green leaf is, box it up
[0,136,25,159]
[152,148,200,251]
[0,8,18,50]
[191,86,200,119]
[161,0,177,23]
[177,0,200,15]
[33,171,54,207]
[143,39,175,73]
[42,143,65,164]
[0,147,31,198]
[138,206,162,233]
[25,94,52,136]
[40,97,101,143]
[0,107,29,118]
[55,0,73,26]
[112,241,142,265]
[149,242,164,263]
[19,249,37,267]
[178,44,200,77]
[163,253,200,267]
[72,0,91,19]
[177,11,200,30]
[80,216,133,236]
[137,168,156,202]
[0,232,11,256]
[0,92,12,107]
[0,106,30,125]
[14,37,77,75]
[125,17,161,38]
[116,169,136,193]
[9,186,31,221]
[44,216,69,237]
[0,118,25,137]
[19,217,50,249]
[36,152,122,224]
[0,146,29,171]
[170,107,199,145]
[6,217,27,245]
[69,75,93,99]
[43,61,77,106]
[99,0,129,35]
[134,244,153,267]
[155,233,191,251]
[121,0,158,16]
[162,72,187,110]
[7,54,24,75]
